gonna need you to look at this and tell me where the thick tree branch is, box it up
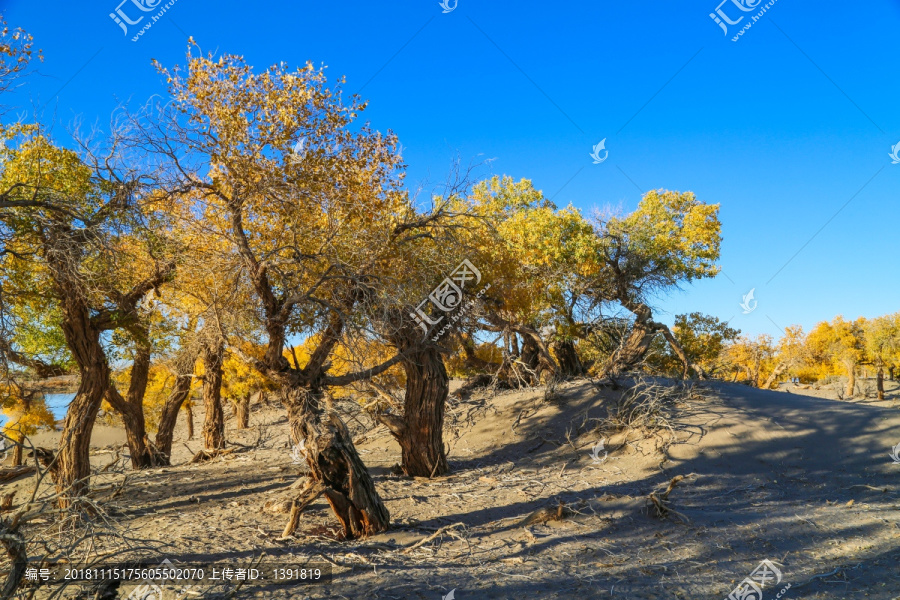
[0,337,68,378]
[325,353,405,387]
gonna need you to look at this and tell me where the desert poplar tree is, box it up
[864,314,900,400]
[123,43,434,536]
[588,190,721,379]
[807,316,866,397]
[0,130,175,504]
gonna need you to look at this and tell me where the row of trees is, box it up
[648,312,900,400]
[0,28,723,537]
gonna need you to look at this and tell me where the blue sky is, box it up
[1,0,898,339]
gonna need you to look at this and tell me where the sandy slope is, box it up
[5,379,900,599]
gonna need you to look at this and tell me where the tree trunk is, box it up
[41,225,174,507]
[379,346,449,477]
[185,402,194,439]
[51,279,111,507]
[283,386,389,539]
[106,387,152,469]
[889,366,895,381]
[877,366,885,400]
[104,336,154,469]
[119,406,151,469]
[236,394,250,429]
[519,335,539,383]
[56,360,109,507]
[846,363,856,398]
[12,438,22,467]
[603,303,707,381]
[0,519,27,599]
[658,325,708,380]
[603,307,657,377]
[552,339,585,378]
[201,342,226,450]
[154,369,194,464]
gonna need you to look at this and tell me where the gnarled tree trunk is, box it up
[603,306,657,377]
[519,335,544,385]
[659,326,708,380]
[762,362,787,390]
[603,303,707,381]
[877,366,885,400]
[104,332,154,469]
[106,387,152,469]
[54,296,110,508]
[284,386,390,538]
[56,359,109,507]
[155,369,194,464]
[552,339,585,378]
[201,342,226,450]
[378,345,449,477]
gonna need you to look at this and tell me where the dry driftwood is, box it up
[98,446,124,473]
[647,474,694,521]
[189,448,235,463]
[517,501,572,528]
[401,522,467,554]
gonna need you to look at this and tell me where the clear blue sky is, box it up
[2,0,898,339]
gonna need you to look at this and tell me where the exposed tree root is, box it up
[278,480,327,540]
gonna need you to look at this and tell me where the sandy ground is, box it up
[4,378,900,599]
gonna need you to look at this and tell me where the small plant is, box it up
[543,375,564,404]
[609,377,693,433]
[833,382,845,401]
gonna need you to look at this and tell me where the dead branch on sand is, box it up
[647,474,696,522]
[401,522,467,554]
[189,448,236,463]
[0,465,35,483]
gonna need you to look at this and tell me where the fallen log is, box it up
[0,466,35,483]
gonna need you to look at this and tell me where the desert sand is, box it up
[4,378,900,599]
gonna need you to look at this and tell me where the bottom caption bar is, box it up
[17,560,332,587]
